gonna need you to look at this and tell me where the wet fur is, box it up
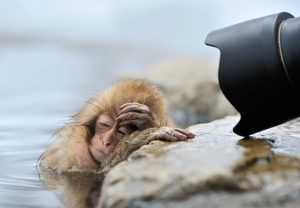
[39,80,170,172]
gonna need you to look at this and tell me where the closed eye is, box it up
[118,126,128,136]
[118,130,126,136]
[96,122,111,131]
[100,123,110,127]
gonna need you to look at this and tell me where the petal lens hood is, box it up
[205,12,300,136]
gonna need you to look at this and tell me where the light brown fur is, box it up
[39,80,170,172]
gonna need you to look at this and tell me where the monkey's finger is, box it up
[118,104,150,116]
[166,136,178,142]
[157,132,178,142]
[175,128,196,139]
[120,102,145,110]
[118,119,145,128]
[168,130,188,141]
[116,112,150,122]
[151,132,175,142]
[152,130,186,142]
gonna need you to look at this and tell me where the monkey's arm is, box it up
[101,127,195,170]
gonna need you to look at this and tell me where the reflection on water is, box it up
[235,137,300,176]
[40,169,105,208]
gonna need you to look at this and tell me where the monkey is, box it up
[39,80,195,173]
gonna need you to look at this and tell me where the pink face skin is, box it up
[89,114,130,162]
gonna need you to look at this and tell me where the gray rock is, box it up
[98,116,300,208]
[119,57,237,127]
[169,80,236,127]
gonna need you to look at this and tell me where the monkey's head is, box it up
[59,80,168,164]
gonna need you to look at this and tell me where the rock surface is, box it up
[119,57,237,127]
[98,116,300,208]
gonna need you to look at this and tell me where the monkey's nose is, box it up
[103,136,113,146]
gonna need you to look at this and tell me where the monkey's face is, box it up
[89,114,131,162]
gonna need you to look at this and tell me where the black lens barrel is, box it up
[205,12,300,136]
[280,16,300,94]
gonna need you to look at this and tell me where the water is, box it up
[0,42,174,207]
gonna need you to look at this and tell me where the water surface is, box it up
[0,42,172,207]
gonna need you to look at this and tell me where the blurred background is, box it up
[0,0,299,207]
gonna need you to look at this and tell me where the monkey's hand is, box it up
[116,102,159,130]
[142,127,195,143]
[102,127,195,170]
[121,127,195,159]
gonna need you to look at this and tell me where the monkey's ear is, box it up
[80,118,97,140]
[81,120,95,129]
